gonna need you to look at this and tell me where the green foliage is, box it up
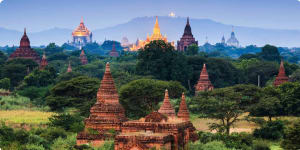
[278,82,300,116]
[0,50,7,65]
[185,44,199,55]
[290,69,300,82]
[75,60,105,78]
[137,40,191,87]
[46,76,100,116]
[50,134,77,150]
[0,78,10,90]
[0,95,49,111]
[259,45,281,62]
[252,140,271,150]
[45,43,63,54]
[48,113,84,132]
[253,120,285,140]
[281,120,300,150]
[18,86,51,106]
[119,79,186,119]
[55,72,83,83]
[201,141,231,150]
[23,67,57,87]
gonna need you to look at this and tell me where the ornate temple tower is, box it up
[158,89,176,118]
[71,18,93,48]
[80,49,88,65]
[226,27,240,47]
[177,93,190,121]
[177,17,198,51]
[109,42,119,57]
[195,64,214,94]
[221,36,226,45]
[274,61,289,87]
[39,52,48,70]
[67,61,72,73]
[9,29,41,64]
[77,63,127,146]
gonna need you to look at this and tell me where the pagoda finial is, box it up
[177,92,190,121]
[158,89,176,118]
[232,26,234,32]
[24,28,27,35]
[81,17,83,23]
[153,16,161,35]
[187,17,190,25]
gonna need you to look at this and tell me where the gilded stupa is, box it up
[130,16,174,51]
[71,18,93,48]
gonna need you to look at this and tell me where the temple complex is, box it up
[130,16,174,51]
[226,27,240,47]
[274,61,289,87]
[80,49,88,65]
[195,64,214,94]
[71,18,93,48]
[109,43,119,57]
[177,17,198,51]
[67,61,72,73]
[77,63,128,147]
[39,52,48,70]
[9,29,41,64]
[77,63,199,149]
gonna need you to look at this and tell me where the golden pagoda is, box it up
[130,16,173,51]
[71,18,93,48]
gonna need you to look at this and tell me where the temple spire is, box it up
[40,51,48,70]
[177,93,190,121]
[158,89,176,117]
[67,61,72,73]
[81,17,84,23]
[274,60,289,86]
[24,28,27,35]
[153,16,161,35]
[195,64,214,94]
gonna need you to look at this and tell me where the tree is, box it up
[23,67,57,87]
[290,69,300,82]
[46,76,100,116]
[185,44,199,55]
[0,51,7,65]
[0,78,10,90]
[278,82,300,116]
[137,40,191,87]
[259,45,281,62]
[281,120,300,150]
[192,85,260,135]
[119,79,186,119]
[44,43,63,54]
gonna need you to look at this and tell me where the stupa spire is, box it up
[177,93,190,121]
[158,89,176,117]
[67,61,72,72]
[195,64,214,93]
[274,60,289,86]
[153,16,161,35]
[39,51,48,70]
[80,48,88,65]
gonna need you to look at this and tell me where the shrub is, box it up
[202,141,231,150]
[25,144,45,150]
[253,120,285,140]
[51,134,77,150]
[252,140,271,150]
[48,113,84,132]
[0,78,10,90]
[281,120,300,150]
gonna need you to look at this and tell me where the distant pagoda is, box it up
[130,16,174,51]
[67,61,72,73]
[71,18,93,48]
[195,64,214,94]
[226,27,240,47]
[80,49,88,65]
[177,17,198,51]
[158,89,176,118]
[274,61,289,87]
[109,42,119,57]
[39,52,48,70]
[77,63,127,147]
[9,29,41,64]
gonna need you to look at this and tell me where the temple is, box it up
[9,29,41,64]
[71,18,93,48]
[67,61,72,73]
[195,64,214,94]
[80,49,88,65]
[226,27,240,47]
[177,17,198,51]
[39,52,48,70]
[109,42,119,57]
[221,36,226,45]
[77,63,128,147]
[77,63,199,149]
[130,16,174,51]
[273,61,289,87]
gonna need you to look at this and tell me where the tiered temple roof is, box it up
[195,64,214,93]
[177,17,198,51]
[80,49,88,65]
[72,18,92,37]
[177,93,190,121]
[9,29,41,64]
[158,89,176,118]
[109,42,119,57]
[274,61,289,86]
[39,52,48,70]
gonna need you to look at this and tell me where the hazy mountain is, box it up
[1,16,300,47]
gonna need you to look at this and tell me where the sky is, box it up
[0,0,300,32]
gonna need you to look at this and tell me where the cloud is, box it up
[0,0,3,3]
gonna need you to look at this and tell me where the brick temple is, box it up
[177,17,198,51]
[109,42,119,57]
[77,63,199,150]
[39,52,48,70]
[80,49,88,65]
[9,29,41,64]
[195,64,214,94]
[273,61,289,86]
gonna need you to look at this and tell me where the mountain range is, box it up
[1,16,300,47]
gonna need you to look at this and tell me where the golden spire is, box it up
[153,16,161,36]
